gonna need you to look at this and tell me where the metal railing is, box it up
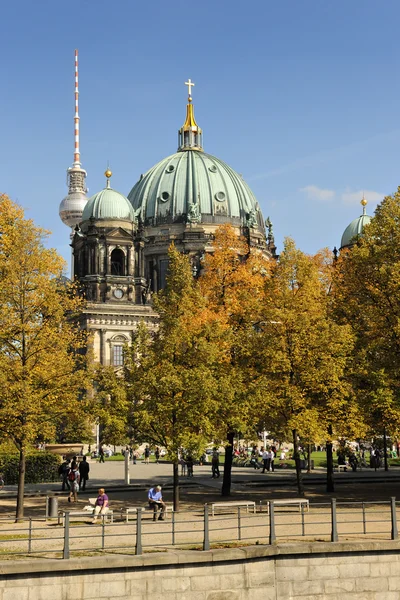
[0,498,399,559]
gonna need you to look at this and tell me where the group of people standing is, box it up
[59,455,90,501]
[261,447,275,473]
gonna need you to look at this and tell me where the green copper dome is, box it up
[127,93,265,234]
[128,150,264,232]
[340,199,371,249]
[82,175,134,222]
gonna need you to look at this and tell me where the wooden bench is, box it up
[58,498,113,525]
[265,499,309,514]
[211,501,256,517]
[58,508,114,525]
[125,505,173,522]
[335,464,348,472]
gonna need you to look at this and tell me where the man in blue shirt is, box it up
[148,485,166,521]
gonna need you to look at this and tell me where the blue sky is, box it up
[2,0,400,272]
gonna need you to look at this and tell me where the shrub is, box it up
[0,451,61,484]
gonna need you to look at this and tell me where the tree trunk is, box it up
[326,440,334,493]
[292,429,304,496]
[383,427,388,472]
[221,431,234,497]
[16,446,26,522]
[307,443,312,473]
[173,460,179,511]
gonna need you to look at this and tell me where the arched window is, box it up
[110,335,127,367]
[113,345,123,367]
[111,248,125,275]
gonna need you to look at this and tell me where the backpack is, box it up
[68,469,76,482]
[58,464,63,476]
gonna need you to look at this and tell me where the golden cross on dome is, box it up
[185,78,195,98]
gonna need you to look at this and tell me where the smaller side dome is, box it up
[340,197,372,249]
[82,171,134,222]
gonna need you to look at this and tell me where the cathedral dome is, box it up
[82,172,135,222]
[127,88,265,235]
[128,151,264,232]
[340,198,372,249]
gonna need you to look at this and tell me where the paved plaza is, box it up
[2,458,400,516]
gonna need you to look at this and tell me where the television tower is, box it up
[59,49,88,229]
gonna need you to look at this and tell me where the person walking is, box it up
[148,485,166,521]
[269,448,275,472]
[262,449,269,473]
[61,458,71,491]
[99,446,105,463]
[155,447,160,463]
[68,462,80,503]
[211,450,220,478]
[91,488,109,524]
[78,456,90,491]
[144,446,150,465]
[186,455,194,477]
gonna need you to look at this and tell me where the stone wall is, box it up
[1,541,400,599]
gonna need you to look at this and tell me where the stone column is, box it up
[100,329,107,366]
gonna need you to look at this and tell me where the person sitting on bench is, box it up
[148,485,166,521]
[91,488,109,523]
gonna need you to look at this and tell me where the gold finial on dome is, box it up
[361,195,367,215]
[105,168,112,188]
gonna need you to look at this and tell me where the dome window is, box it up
[209,165,217,173]
[160,192,170,202]
[166,165,175,173]
[215,191,226,202]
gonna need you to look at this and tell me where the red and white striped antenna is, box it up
[73,49,81,167]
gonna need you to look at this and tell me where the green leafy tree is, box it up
[0,195,91,520]
[258,239,359,493]
[333,188,400,460]
[125,245,229,509]
[93,364,130,447]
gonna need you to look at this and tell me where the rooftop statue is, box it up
[187,202,201,224]
[247,207,258,228]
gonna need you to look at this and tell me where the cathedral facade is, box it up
[59,56,367,369]
[59,62,274,367]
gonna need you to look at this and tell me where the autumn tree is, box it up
[199,224,268,496]
[92,364,130,447]
[332,188,400,458]
[0,195,91,520]
[258,239,360,493]
[124,244,230,510]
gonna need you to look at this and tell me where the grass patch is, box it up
[0,534,29,541]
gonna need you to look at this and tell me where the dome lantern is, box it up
[177,79,203,152]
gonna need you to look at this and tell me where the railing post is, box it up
[28,518,32,553]
[101,517,106,550]
[63,512,70,559]
[362,502,366,535]
[269,501,276,544]
[135,508,142,555]
[238,507,242,541]
[391,497,398,540]
[203,504,210,551]
[331,499,338,542]
[172,511,175,546]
